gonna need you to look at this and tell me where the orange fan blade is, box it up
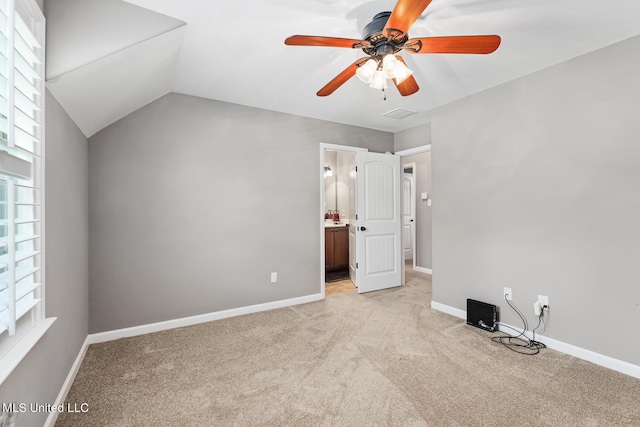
[383,0,433,37]
[393,56,419,96]
[285,35,371,49]
[317,59,368,97]
[405,35,501,54]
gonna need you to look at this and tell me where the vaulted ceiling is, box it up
[45,0,640,137]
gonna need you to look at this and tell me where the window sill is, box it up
[0,318,56,385]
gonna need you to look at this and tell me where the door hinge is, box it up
[356,262,358,269]
[355,166,358,172]
[355,214,358,220]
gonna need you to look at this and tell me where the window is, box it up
[0,0,47,384]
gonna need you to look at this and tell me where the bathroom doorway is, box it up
[320,144,404,296]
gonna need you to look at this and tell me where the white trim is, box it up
[0,0,47,384]
[431,301,465,319]
[87,293,323,344]
[319,143,367,297]
[44,336,90,427]
[395,144,432,157]
[430,300,640,379]
[320,145,325,296]
[511,329,640,379]
[0,317,55,385]
[321,143,369,153]
[415,266,432,275]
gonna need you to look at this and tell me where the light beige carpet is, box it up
[57,271,640,426]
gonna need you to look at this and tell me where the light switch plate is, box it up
[427,199,432,206]
[421,192,428,200]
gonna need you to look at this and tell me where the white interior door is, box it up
[356,152,402,293]
[403,174,414,261]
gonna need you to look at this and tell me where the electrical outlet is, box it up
[538,295,549,309]
[270,272,277,283]
[504,287,512,301]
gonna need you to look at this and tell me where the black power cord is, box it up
[491,294,547,355]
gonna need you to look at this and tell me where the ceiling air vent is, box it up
[382,108,416,119]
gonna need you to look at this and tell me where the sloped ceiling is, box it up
[45,0,185,137]
[46,0,640,136]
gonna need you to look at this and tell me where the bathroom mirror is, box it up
[324,151,337,213]
[324,150,355,219]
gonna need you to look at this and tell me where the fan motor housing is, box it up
[361,11,408,56]
[361,12,392,41]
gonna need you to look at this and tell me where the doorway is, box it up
[324,149,354,293]
[397,145,432,283]
[320,144,404,297]
[403,163,416,270]
[320,144,365,297]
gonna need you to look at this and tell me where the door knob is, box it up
[359,226,367,231]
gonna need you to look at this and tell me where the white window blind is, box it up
[0,0,45,364]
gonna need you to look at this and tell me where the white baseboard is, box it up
[87,293,324,344]
[431,301,465,319]
[415,266,432,275]
[512,329,640,379]
[44,335,90,427]
[430,300,640,379]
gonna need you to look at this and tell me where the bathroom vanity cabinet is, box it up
[325,225,349,270]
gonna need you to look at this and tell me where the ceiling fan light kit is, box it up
[355,54,413,88]
[383,54,413,84]
[355,59,377,84]
[284,0,501,97]
[370,69,388,90]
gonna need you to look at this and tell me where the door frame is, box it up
[320,143,368,297]
[395,144,431,286]
[403,162,417,270]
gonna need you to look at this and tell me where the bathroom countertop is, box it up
[324,221,350,228]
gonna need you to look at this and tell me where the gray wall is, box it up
[431,35,640,365]
[403,152,432,270]
[0,91,89,426]
[89,93,393,333]
[394,122,431,152]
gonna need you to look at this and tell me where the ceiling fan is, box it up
[284,0,501,97]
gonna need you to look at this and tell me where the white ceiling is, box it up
[46,0,640,136]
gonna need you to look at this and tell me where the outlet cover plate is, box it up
[504,287,512,301]
[538,294,549,307]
